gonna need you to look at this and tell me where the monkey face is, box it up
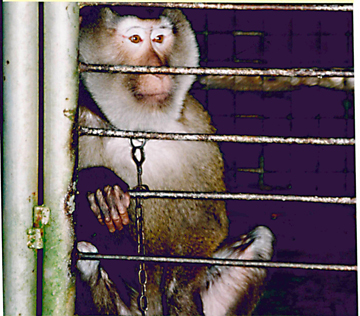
[80,12,176,109]
[79,8,199,131]
[116,17,175,107]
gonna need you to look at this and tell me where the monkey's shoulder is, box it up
[179,94,216,134]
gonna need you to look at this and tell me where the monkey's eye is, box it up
[129,35,142,44]
[153,35,164,43]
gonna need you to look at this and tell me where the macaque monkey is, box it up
[75,7,274,315]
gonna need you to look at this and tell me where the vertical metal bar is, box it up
[3,3,39,315]
[42,3,79,315]
[354,0,360,297]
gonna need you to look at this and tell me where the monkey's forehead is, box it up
[116,15,173,33]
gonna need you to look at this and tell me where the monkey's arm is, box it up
[201,226,274,316]
[76,167,130,233]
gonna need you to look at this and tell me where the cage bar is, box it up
[79,63,354,78]
[79,127,355,146]
[78,253,357,272]
[42,3,79,315]
[80,2,353,12]
[200,76,355,91]
[127,191,355,205]
[3,3,39,315]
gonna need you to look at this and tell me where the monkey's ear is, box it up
[161,9,187,34]
[160,9,199,68]
[100,7,119,29]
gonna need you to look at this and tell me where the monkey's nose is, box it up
[149,74,166,80]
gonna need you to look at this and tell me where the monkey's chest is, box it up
[105,137,201,190]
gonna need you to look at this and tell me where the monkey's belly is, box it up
[129,198,229,257]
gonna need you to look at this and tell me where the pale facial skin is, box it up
[85,17,175,233]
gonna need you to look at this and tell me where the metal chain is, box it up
[130,139,148,315]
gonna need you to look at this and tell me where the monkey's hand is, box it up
[77,167,131,233]
[87,184,130,233]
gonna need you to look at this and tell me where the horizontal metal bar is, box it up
[78,253,357,272]
[79,127,355,146]
[79,2,353,12]
[127,191,355,205]
[201,76,355,91]
[79,63,354,78]
[234,31,264,37]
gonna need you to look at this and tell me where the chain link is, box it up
[131,139,148,315]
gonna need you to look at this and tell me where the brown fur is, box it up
[77,7,273,315]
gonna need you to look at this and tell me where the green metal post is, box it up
[42,3,79,315]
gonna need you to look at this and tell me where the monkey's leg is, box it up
[76,241,137,315]
[201,226,275,316]
[77,167,131,233]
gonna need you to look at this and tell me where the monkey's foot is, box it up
[76,241,133,315]
[87,185,130,233]
[77,241,100,283]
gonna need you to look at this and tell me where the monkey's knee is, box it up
[201,226,275,316]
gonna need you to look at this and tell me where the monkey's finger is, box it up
[113,185,130,226]
[104,186,124,231]
[87,192,104,226]
[96,188,116,233]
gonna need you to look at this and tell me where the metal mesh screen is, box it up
[78,4,355,315]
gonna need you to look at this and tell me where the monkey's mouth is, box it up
[134,92,170,104]
[131,74,173,105]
